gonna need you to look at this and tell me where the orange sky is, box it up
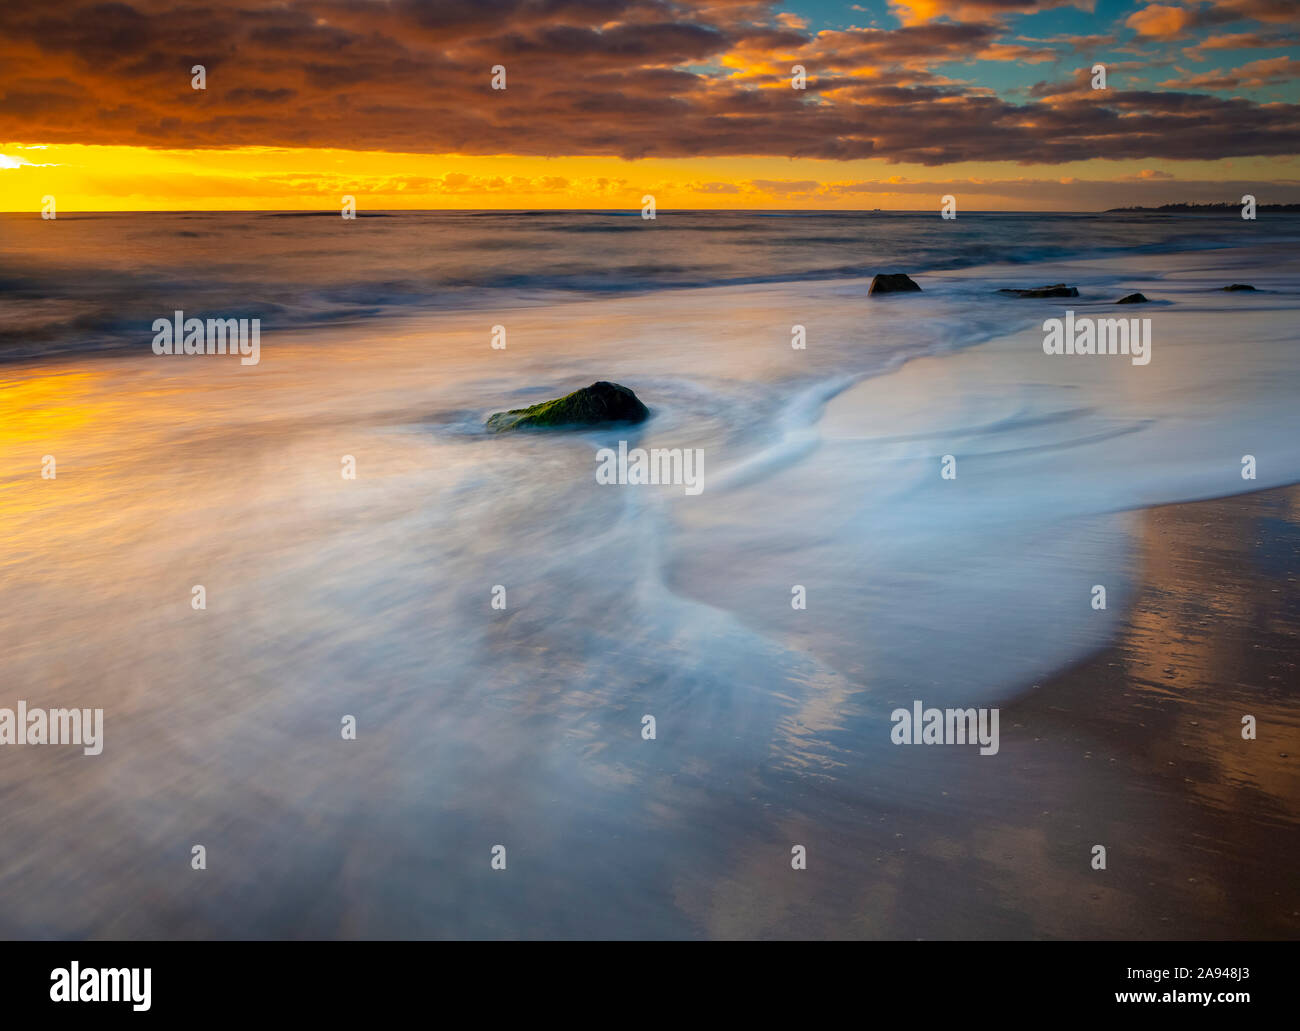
[3,142,1297,211]
[1,0,1297,211]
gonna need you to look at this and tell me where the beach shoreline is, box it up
[973,483,1300,940]
[971,483,1299,939]
[664,486,1300,941]
[1,223,1298,938]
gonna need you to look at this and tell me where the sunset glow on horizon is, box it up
[2,141,1298,212]
[1,0,1297,212]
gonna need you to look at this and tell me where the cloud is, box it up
[0,0,1295,168]
[1190,30,1300,57]
[887,0,1093,27]
[745,178,821,194]
[0,152,57,168]
[734,173,1300,208]
[1199,31,1300,49]
[1124,0,1286,43]
[1162,55,1300,89]
[1126,4,1199,41]
[1216,0,1300,23]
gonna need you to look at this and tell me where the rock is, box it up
[1117,292,1149,304]
[1223,283,1256,291]
[486,381,649,432]
[868,273,921,295]
[997,284,1079,298]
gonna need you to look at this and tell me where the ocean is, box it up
[2,209,1296,359]
[2,210,1298,937]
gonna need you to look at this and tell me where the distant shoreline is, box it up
[1105,202,1300,213]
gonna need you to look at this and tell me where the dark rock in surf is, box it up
[997,284,1079,298]
[1117,292,1149,304]
[486,381,649,433]
[1223,284,1256,291]
[868,273,922,295]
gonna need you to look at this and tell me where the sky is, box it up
[0,0,1297,210]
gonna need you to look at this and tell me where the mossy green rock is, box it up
[486,381,649,432]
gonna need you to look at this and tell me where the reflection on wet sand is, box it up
[2,264,1297,938]
[677,487,1300,939]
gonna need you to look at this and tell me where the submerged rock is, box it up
[997,284,1079,298]
[486,381,649,432]
[868,273,921,295]
[1223,283,1256,291]
[1117,292,1149,304]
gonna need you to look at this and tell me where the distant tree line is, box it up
[1106,202,1300,212]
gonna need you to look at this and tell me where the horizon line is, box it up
[2,205,1262,215]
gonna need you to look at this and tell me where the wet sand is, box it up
[2,243,1296,939]
[684,485,1300,940]
[992,483,1300,939]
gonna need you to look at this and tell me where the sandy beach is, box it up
[682,485,1300,939]
[996,484,1300,940]
[1,219,1297,939]
[6,0,1300,996]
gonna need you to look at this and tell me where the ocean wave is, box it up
[2,211,1298,359]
